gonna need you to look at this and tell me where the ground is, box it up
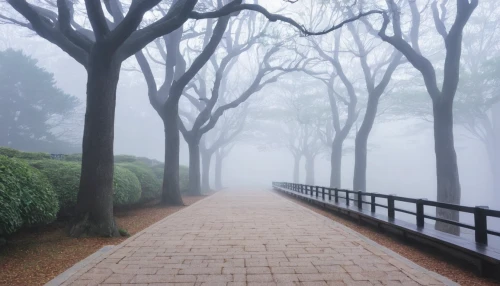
[56,190,458,286]
[0,195,207,286]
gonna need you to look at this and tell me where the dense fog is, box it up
[1,0,498,238]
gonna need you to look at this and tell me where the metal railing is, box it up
[273,182,500,245]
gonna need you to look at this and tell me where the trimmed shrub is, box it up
[0,147,51,160]
[30,160,80,216]
[150,164,189,193]
[151,164,164,182]
[114,155,137,164]
[180,166,189,193]
[113,166,141,207]
[30,161,142,213]
[118,163,161,202]
[150,165,189,193]
[0,155,58,236]
[63,153,82,162]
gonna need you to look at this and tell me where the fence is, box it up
[273,182,500,245]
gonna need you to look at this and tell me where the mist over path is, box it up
[57,190,454,285]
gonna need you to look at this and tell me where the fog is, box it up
[1,0,499,237]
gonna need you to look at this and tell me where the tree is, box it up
[199,105,248,191]
[2,0,381,236]
[0,48,79,153]
[255,77,327,184]
[379,0,478,235]
[347,13,403,194]
[2,0,207,236]
[308,30,359,188]
[177,13,297,196]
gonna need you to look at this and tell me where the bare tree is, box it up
[309,30,359,188]
[378,0,478,235]
[2,0,207,236]
[347,15,403,193]
[176,13,305,195]
[1,0,382,236]
[198,105,248,191]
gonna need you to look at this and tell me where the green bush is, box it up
[114,154,137,163]
[151,164,164,182]
[0,147,51,160]
[180,166,189,193]
[150,164,189,193]
[113,166,141,207]
[0,155,58,236]
[30,161,142,213]
[30,160,80,216]
[63,153,82,162]
[118,163,161,202]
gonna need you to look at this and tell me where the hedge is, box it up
[118,163,161,202]
[113,166,142,207]
[29,160,81,216]
[0,155,58,236]
[114,155,137,163]
[63,153,82,162]
[0,147,51,160]
[151,164,189,193]
[30,160,142,213]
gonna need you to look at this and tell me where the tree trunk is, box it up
[305,155,315,185]
[491,102,500,205]
[69,52,120,237]
[293,155,300,183]
[201,149,212,193]
[353,95,379,193]
[433,101,461,235]
[330,138,343,188]
[161,99,184,206]
[214,150,223,190]
[187,138,201,196]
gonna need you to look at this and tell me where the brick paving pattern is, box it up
[59,190,454,285]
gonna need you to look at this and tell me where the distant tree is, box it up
[256,78,327,184]
[0,49,79,153]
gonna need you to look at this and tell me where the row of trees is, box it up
[1,0,379,237]
[4,0,496,236]
[252,0,496,235]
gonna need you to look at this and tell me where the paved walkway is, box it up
[58,190,455,286]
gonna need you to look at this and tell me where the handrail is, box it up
[273,182,500,245]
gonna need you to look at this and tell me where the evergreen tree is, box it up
[0,49,79,153]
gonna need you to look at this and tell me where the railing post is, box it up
[474,206,489,245]
[371,194,376,213]
[357,191,362,209]
[346,191,350,206]
[416,199,426,228]
[328,188,332,201]
[316,186,319,198]
[334,189,338,203]
[388,195,395,219]
[322,187,325,200]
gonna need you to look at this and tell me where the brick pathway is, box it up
[58,190,455,286]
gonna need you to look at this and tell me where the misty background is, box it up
[0,0,497,216]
